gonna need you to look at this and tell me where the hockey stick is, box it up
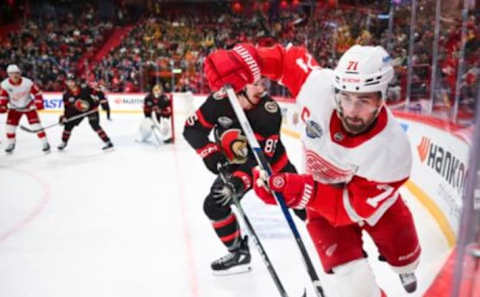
[20,109,98,133]
[217,166,299,297]
[224,85,325,297]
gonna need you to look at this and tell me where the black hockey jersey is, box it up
[62,86,102,117]
[143,93,172,118]
[183,93,291,180]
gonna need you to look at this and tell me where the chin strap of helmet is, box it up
[238,89,256,106]
[373,90,385,118]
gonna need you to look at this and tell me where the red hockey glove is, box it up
[34,98,44,110]
[269,173,315,209]
[0,99,7,113]
[204,43,262,92]
[253,167,315,209]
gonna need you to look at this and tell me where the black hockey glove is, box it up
[59,115,66,125]
[212,176,245,206]
[203,151,228,174]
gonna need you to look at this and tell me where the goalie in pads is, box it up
[138,84,173,144]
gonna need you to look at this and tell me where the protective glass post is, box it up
[405,0,418,111]
[387,0,395,53]
[452,0,469,122]
[451,80,480,297]
[429,0,442,114]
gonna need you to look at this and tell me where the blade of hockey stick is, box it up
[20,121,59,133]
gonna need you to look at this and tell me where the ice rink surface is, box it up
[0,113,451,297]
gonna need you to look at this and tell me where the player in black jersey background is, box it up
[57,74,113,151]
[183,79,305,275]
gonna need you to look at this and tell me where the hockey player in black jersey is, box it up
[142,84,173,143]
[57,74,113,151]
[183,80,305,275]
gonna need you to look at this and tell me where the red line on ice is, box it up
[173,145,200,297]
[0,168,51,243]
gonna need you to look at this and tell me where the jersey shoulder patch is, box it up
[217,116,233,128]
[264,100,279,113]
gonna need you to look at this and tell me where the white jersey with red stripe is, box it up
[258,44,412,226]
[0,77,41,109]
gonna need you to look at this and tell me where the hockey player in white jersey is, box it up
[0,64,50,153]
[204,44,421,297]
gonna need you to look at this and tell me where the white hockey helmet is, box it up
[333,45,393,100]
[6,64,21,74]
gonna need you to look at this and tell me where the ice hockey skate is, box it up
[399,272,417,293]
[5,143,15,154]
[102,141,114,151]
[57,142,67,151]
[211,236,251,276]
[42,142,51,153]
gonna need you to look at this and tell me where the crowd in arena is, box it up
[0,2,116,91]
[0,0,478,113]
